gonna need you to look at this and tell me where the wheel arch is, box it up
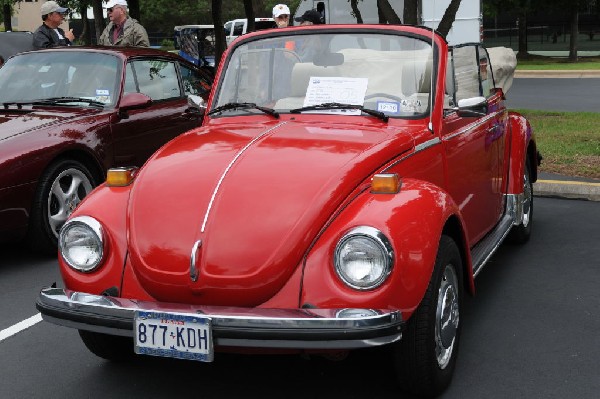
[45,149,106,186]
[508,112,539,193]
[442,215,475,296]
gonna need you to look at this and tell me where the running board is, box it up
[471,194,523,278]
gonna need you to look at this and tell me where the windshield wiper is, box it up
[32,97,105,108]
[208,102,279,118]
[290,102,389,122]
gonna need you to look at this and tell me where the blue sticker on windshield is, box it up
[95,89,111,104]
[377,101,399,114]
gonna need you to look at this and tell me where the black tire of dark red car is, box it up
[27,159,98,254]
[508,158,534,244]
[393,235,463,398]
[79,330,135,361]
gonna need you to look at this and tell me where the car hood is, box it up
[127,119,416,306]
[0,108,100,142]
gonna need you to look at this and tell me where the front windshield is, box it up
[0,51,120,107]
[214,31,434,118]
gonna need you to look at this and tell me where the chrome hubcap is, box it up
[435,264,460,369]
[47,168,93,238]
[522,167,532,227]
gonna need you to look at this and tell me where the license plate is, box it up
[134,311,213,362]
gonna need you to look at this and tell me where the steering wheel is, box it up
[364,93,404,102]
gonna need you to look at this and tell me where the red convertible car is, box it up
[38,25,538,397]
[0,47,211,252]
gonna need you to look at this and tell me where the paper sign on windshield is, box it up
[304,77,368,115]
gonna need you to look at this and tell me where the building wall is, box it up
[9,0,70,32]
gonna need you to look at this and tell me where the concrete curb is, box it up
[515,70,600,79]
[534,179,600,201]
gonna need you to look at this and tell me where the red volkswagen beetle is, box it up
[0,47,211,252]
[38,25,538,397]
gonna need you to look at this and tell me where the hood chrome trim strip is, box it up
[201,122,288,232]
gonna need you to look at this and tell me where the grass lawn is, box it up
[512,109,600,179]
[517,57,600,70]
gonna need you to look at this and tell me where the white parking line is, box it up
[0,313,43,343]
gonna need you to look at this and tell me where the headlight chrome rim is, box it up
[334,226,394,291]
[59,216,105,273]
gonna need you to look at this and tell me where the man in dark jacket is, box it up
[33,1,74,49]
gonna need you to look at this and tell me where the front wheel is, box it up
[393,235,463,398]
[79,330,134,361]
[27,159,96,254]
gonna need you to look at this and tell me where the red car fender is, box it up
[300,178,473,319]
[507,112,538,194]
[58,185,131,295]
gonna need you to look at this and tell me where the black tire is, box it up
[508,158,533,244]
[393,235,463,398]
[27,159,96,254]
[79,330,135,361]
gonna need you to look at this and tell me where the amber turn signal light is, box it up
[371,173,401,194]
[106,167,138,187]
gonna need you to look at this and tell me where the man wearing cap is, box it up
[294,9,323,26]
[33,1,75,49]
[272,4,291,28]
[98,0,149,47]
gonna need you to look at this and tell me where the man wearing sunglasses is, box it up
[98,0,149,47]
[33,1,75,49]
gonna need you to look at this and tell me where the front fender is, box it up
[300,178,467,319]
[58,184,131,296]
[507,112,538,194]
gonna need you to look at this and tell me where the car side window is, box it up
[224,22,232,36]
[233,22,244,36]
[180,64,211,97]
[124,63,138,95]
[130,59,181,101]
[478,48,494,99]
[452,45,480,104]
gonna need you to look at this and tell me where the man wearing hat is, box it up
[98,0,149,47]
[272,4,291,28]
[33,1,75,49]
[294,9,324,26]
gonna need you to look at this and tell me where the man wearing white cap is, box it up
[272,4,291,28]
[98,0,149,47]
[33,1,75,49]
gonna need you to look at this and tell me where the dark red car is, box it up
[0,47,212,252]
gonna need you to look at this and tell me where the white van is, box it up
[223,18,275,46]
[292,0,482,45]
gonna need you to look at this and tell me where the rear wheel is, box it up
[27,159,96,254]
[393,235,463,398]
[79,330,134,361]
[508,158,533,244]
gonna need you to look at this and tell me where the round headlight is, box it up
[334,226,393,290]
[59,216,104,272]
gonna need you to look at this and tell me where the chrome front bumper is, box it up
[37,287,404,349]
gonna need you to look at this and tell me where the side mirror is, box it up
[119,92,152,111]
[186,94,206,117]
[457,96,487,117]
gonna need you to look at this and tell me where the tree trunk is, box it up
[92,0,106,45]
[403,0,419,25]
[244,0,255,33]
[436,0,462,38]
[569,7,578,61]
[212,0,226,68]
[377,0,402,24]
[253,0,266,16]
[128,0,141,21]
[3,4,12,32]
[350,0,364,24]
[79,4,92,45]
[517,12,528,59]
